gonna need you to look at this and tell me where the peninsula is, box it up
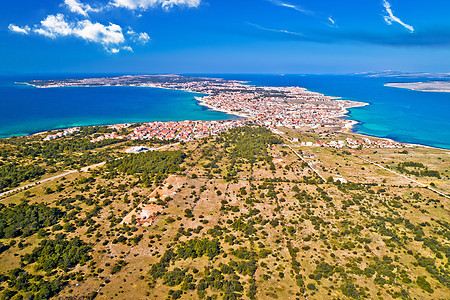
[27,75,367,134]
[385,81,450,93]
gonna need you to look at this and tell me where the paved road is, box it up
[283,143,326,182]
[0,142,181,200]
[356,155,449,199]
[278,133,448,199]
[0,170,77,199]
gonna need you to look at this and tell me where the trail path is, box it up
[0,143,180,200]
[355,155,449,199]
[0,170,77,199]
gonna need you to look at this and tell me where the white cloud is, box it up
[383,0,414,33]
[122,45,134,52]
[126,29,151,44]
[111,0,201,10]
[64,0,100,17]
[8,24,30,34]
[8,0,156,53]
[12,13,127,52]
[108,48,120,53]
[267,0,337,27]
[248,22,304,37]
[137,32,150,43]
[33,14,74,38]
[267,0,314,16]
[76,20,125,45]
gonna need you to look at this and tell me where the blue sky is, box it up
[1,0,450,74]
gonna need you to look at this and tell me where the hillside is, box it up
[0,125,448,300]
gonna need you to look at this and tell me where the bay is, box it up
[214,74,450,149]
[1,73,449,149]
[0,74,236,139]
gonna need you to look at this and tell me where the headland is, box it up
[385,81,450,93]
[25,74,368,136]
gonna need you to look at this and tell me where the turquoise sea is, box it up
[0,74,236,139]
[213,74,450,149]
[0,74,449,149]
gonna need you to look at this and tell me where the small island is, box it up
[385,81,450,93]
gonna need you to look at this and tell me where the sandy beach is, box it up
[194,96,250,119]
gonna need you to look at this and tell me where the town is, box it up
[29,75,362,130]
[89,120,248,142]
[35,75,402,147]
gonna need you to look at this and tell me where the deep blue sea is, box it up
[213,74,450,149]
[0,74,236,139]
[0,74,449,149]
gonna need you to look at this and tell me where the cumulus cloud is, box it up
[108,48,120,53]
[127,29,151,44]
[137,32,150,43]
[8,24,30,34]
[76,20,125,45]
[111,0,201,10]
[33,14,74,38]
[64,0,101,17]
[383,0,414,33]
[7,0,172,53]
[9,13,141,52]
[122,45,134,52]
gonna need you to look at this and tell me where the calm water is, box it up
[0,74,236,138]
[214,74,450,149]
[0,74,449,149]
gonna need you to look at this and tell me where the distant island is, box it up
[385,81,450,93]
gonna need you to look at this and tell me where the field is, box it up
[0,125,448,300]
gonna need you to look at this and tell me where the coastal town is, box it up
[33,75,414,149]
[47,123,412,149]
[30,75,371,140]
[29,76,364,133]
[2,78,448,300]
[31,75,415,149]
[89,120,248,143]
[43,126,80,141]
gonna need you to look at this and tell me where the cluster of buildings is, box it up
[192,84,355,130]
[295,137,412,149]
[33,75,359,132]
[43,127,80,141]
[297,140,346,148]
[90,120,248,143]
[34,75,371,144]
[345,137,413,149]
[134,77,358,132]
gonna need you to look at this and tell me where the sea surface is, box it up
[0,74,236,139]
[0,74,449,149]
[213,74,450,149]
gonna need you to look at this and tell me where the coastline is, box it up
[2,76,448,151]
[341,130,450,151]
[194,96,250,119]
[384,82,450,93]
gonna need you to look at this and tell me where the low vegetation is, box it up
[0,125,448,299]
